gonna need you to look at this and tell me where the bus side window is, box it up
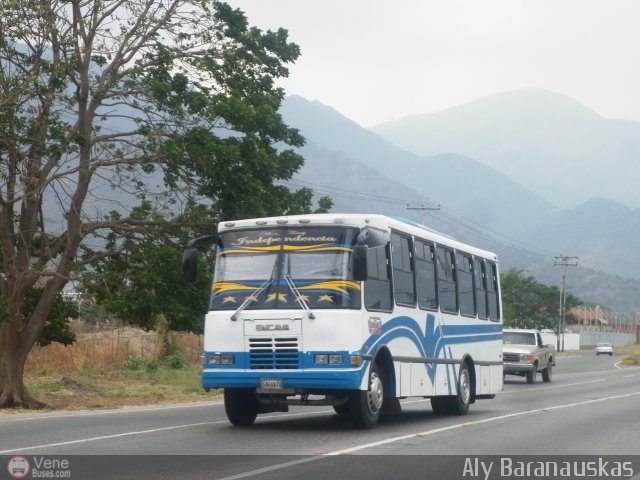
[436,246,457,313]
[415,240,437,310]
[364,245,393,312]
[487,261,500,321]
[457,252,475,317]
[391,232,416,307]
[474,258,488,320]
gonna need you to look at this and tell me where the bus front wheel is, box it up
[349,363,384,428]
[224,388,259,426]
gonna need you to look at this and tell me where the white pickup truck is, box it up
[502,328,555,384]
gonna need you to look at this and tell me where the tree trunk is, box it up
[0,323,46,409]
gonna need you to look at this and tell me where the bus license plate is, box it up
[260,378,283,389]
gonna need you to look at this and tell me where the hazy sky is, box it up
[227,0,640,126]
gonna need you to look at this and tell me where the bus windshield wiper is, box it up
[230,277,272,322]
[285,274,315,320]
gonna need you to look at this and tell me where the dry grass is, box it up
[12,325,219,412]
[22,365,222,411]
[614,343,640,356]
[615,343,640,365]
[26,326,203,373]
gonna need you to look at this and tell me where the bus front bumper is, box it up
[202,368,365,391]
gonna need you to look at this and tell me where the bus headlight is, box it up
[315,354,344,365]
[314,354,328,364]
[329,354,343,364]
[221,355,235,365]
[208,355,235,365]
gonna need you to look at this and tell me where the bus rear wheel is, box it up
[430,363,471,416]
[224,388,259,426]
[349,363,384,428]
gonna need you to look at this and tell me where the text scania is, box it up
[256,324,290,331]
[501,458,634,477]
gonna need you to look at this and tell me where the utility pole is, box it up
[554,255,578,351]
[406,203,441,225]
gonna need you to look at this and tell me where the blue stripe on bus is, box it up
[365,314,502,381]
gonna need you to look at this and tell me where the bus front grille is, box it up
[248,337,300,369]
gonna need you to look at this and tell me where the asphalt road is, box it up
[1,352,639,479]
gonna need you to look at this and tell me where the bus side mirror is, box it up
[182,248,198,283]
[181,234,217,283]
[352,244,368,281]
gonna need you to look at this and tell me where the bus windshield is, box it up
[210,227,361,310]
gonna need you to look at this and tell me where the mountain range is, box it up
[279,90,640,312]
[370,88,640,209]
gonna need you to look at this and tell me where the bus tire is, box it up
[430,396,452,415]
[333,403,350,415]
[224,388,258,426]
[542,360,552,382]
[349,363,384,428]
[450,362,471,415]
[430,363,471,416]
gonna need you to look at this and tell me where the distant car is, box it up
[595,342,613,355]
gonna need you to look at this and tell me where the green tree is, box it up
[0,288,78,346]
[501,269,580,330]
[84,239,211,332]
[0,0,313,408]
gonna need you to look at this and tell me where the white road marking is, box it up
[613,360,640,370]
[0,401,223,423]
[214,390,640,480]
[0,409,331,454]
[326,390,640,455]
[0,420,222,454]
[499,378,606,394]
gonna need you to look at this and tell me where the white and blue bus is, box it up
[183,214,503,428]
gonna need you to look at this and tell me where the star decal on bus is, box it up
[296,294,310,302]
[222,296,237,304]
[266,293,288,303]
[318,294,334,302]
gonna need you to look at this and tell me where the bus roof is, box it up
[216,213,498,261]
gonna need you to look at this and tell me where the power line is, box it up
[284,178,574,259]
[406,203,441,225]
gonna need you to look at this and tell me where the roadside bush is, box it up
[124,354,145,370]
[163,352,187,370]
[145,360,160,373]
